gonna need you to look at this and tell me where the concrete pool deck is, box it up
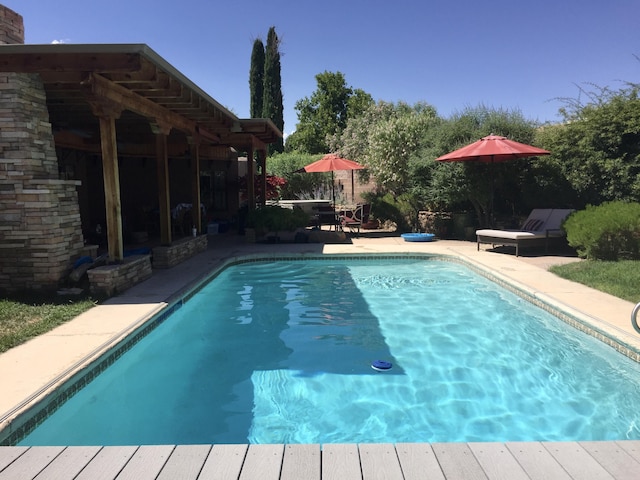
[1,232,639,436]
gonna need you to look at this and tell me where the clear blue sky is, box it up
[4,0,638,138]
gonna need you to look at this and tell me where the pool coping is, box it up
[1,239,639,445]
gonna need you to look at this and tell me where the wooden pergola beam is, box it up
[81,72,222,144]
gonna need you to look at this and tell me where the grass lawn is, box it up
[550,260,640,303]
[0,294,96,354]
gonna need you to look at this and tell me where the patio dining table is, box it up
[266,199,331,215]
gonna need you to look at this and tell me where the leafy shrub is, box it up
[285,207,311,231]
[564,201,640,260]
[362,192,410,231]
[246,206,309,233]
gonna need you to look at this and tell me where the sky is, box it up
[4,0,639,138]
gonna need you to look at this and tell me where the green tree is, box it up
[328,101,438,229]
[286,71,373,154]
[266,152,329,199]
[536,84,640,207]
[263,26,284,154]
[332,101,438,194]
[249,38,265,118]
[347,88,374,121]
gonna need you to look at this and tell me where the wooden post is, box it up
[189,138,202,234]
[246,146,255,210]
[257,149,267,207]
[152,122,172,245]
[87,97,125,263]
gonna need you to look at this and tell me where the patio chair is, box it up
[476,208,574,256]
[340,203,371,235]
[172,206,191,236]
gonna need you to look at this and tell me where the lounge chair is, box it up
[340,204,371,235]
[476,208,574,256]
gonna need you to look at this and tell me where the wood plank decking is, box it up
[1,441,639,479]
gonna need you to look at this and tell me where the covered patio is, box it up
[0,38,281,295]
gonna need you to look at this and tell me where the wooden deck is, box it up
[1,441,639,479]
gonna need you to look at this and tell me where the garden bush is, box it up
[246,205,309,234]
[564,201,640,260]
[362,192,411,231]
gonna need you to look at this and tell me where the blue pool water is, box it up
[20,258,640,445]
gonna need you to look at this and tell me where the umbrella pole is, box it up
[490,187,494,227]
[351,171,355,203]
[331,171,335,206]
[491,156,496,227]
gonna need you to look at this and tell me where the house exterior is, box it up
[0,5,281,294]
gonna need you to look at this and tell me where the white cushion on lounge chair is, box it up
[475,229,550,240]
[475,208,574,256]
[476,208,552,238]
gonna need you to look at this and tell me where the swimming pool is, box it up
[17,257,640,445]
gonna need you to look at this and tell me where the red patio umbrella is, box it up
[435,135,550,225]
[300,153,364,204]
[435,134,550,163]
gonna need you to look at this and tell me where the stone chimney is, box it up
[0,5,85,292]
[0,5,24,44]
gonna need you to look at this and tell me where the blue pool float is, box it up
[401,233,435,242]
[371,360,392,371]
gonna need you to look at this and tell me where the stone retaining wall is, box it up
[152,235,208,269]
[87,255,152,298]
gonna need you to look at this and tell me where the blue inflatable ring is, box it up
[371,360,392,371]
[401,233,435,242]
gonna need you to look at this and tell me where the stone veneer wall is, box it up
[152,235,208,269]
[87,255,152,298]
[0,5,85,292]
[0,5,23,44]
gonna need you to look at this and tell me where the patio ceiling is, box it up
[0,43,281,155]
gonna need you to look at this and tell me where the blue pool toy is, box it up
[400,233,435,242]
[371,360,392,371]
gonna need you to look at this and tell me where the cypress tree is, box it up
[262,26,284,154]
[249,38,265,118]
